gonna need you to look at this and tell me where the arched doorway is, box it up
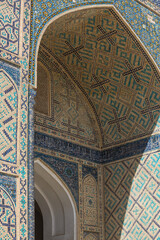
[35,200,43,240]
[34,159,78,240]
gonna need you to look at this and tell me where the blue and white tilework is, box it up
[0,0,159,239]
[30,0,160,86]
[0,69,18,164]
[0,173,16,204]
[0,0,21,55]
[0,186,16,240]
[104,152,160,240]
[35,131,160,164]
[82,165,98,181]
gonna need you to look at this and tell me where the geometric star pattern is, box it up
[0,0,20,54]
[0,70,17,163]
[104,152,160,240]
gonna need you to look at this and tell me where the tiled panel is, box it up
[0,70,18,164]
[0,59,20,88]
[0,186,16,239]
[83,175,98,226]
[0,0,20,54]
[104,152,160,240]
[82,165,98,180]
[35,130,160,163]
[34,131,101,163]
[0,173,16,204]
[35,55,101,148]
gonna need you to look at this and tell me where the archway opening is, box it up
[34,159,78,240]
[35,200,43,240]
[33,5,160,240]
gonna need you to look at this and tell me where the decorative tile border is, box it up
[19,0,32,238]
[136,0,160,13]
[35,131,160,164]
[101,134,160,163]
[34,131,101,163]
[28,87,36,240]
[0,163,18,176]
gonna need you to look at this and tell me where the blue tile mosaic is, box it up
[101,134,160,163]
[0,0,21,55]
[0,185,16,239]
[30,0,160,87]
[34,132,101,163]
[82,165,98,181]
[0,59,20,88]
[28,87,36,240]
[0,173,16,204]
[104,152,160,239]
[0,69,18,164]
[34,131,160,164]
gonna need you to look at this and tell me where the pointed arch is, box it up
[34,5,160,148]
[34,158,79,240]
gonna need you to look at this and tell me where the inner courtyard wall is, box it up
[0,0,159,240]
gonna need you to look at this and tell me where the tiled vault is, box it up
[34,5,160,240]
[35,7,160,149]
[0,0,159,239]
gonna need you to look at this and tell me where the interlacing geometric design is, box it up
[0,70,17,163]
[104,152,160,240]
[0,186,16,240]
[0,0,20,54]
[40,7,160,148]
[0,1,159,239]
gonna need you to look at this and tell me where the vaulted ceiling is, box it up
[35,7,160,149]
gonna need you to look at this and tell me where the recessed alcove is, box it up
[34,5,160,240]
[0,1,159,240]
